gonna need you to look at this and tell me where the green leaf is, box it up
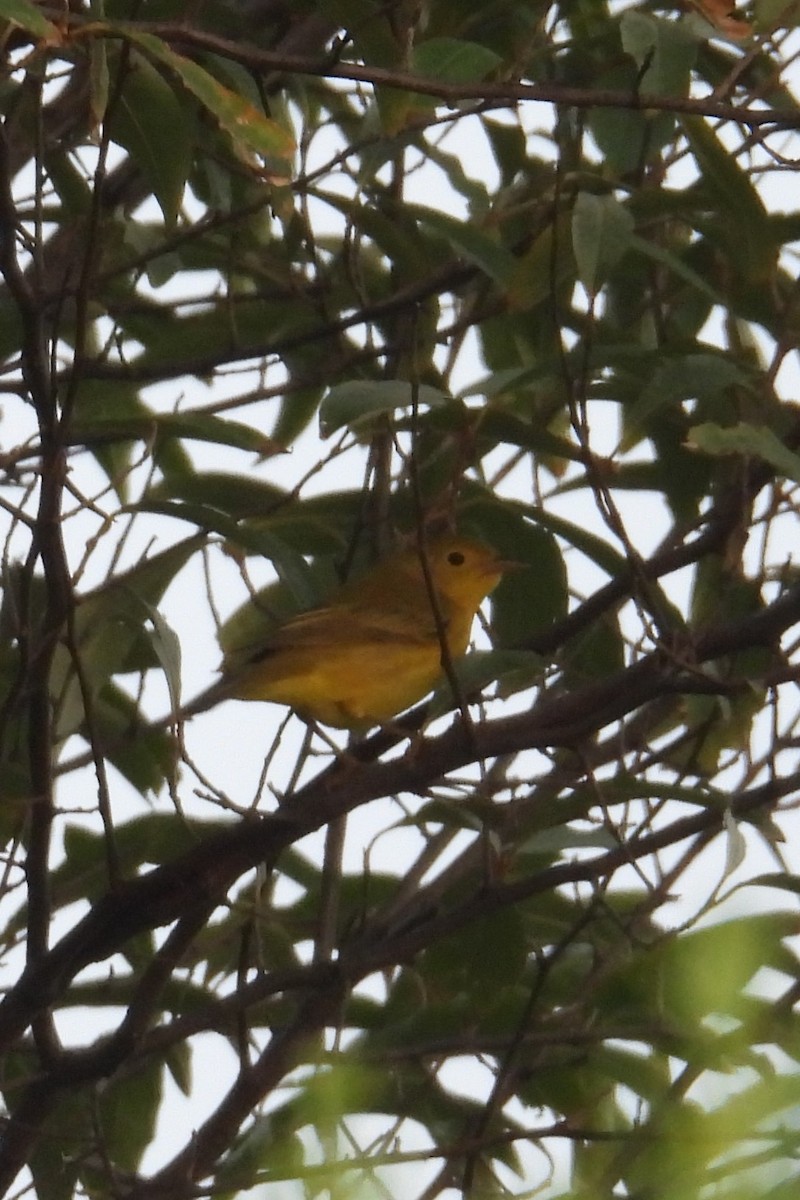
[744,873,800,897]
[506,215,577,310]
[50,619,146,742]
[722,806,748,878]
[141,489,359,559]
[755,0,800,28]
[127,593,182,715]
[662,915,799,1023]
[239,496,365,557]
[52,815,232,916]
[627,231,723,302]
[271,382,325,447]
[423,907,529,995]
[55,682,176,794]
[215,1112,305,1194]
[413,206,517,287]
[682,115,766,229]
[588,56,678,173]
[136,498,247,542]
[474,409,582,467]
[562,611,625,684]
[681,113,775,284]
[315,188,435,281]
[89,25,110,128]
[459,503,568,646]
[519,506,628,580]
[117,295,312,373]
[52,538,202,745]
[412,37,502,83]
[164,1043,192,1098]
[620,11,698,96]
[145,473,289,520]
[687,421,800,483]
[0,0,57,37]
[218,557,340,667]
[122,29,295,177]
[107,48,194,225]
[572,192,634,295]
[96,1056,162,1172]
[319,380,451,437]
[15,1073,86,1200]
[624,353,750,445]
[75,409,283,457]
[78,535,203,618]
[70,378,150,501]
[482,115,527,185]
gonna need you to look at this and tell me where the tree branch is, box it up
[103,20,800,130]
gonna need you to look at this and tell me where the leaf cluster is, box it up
[0,1,800,1198]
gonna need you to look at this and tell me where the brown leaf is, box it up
[688,0,753,39]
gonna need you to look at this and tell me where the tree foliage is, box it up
[2,1,800,1197]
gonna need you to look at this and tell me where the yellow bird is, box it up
[189,535,510,729]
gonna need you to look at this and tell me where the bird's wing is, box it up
[241,602,444,664]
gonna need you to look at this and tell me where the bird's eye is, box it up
[448,551,465,566]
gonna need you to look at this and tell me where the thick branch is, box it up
[110,21,800,130]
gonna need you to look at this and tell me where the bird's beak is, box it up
[494,556,528,575]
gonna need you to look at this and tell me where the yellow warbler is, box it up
[194,536,509,729]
